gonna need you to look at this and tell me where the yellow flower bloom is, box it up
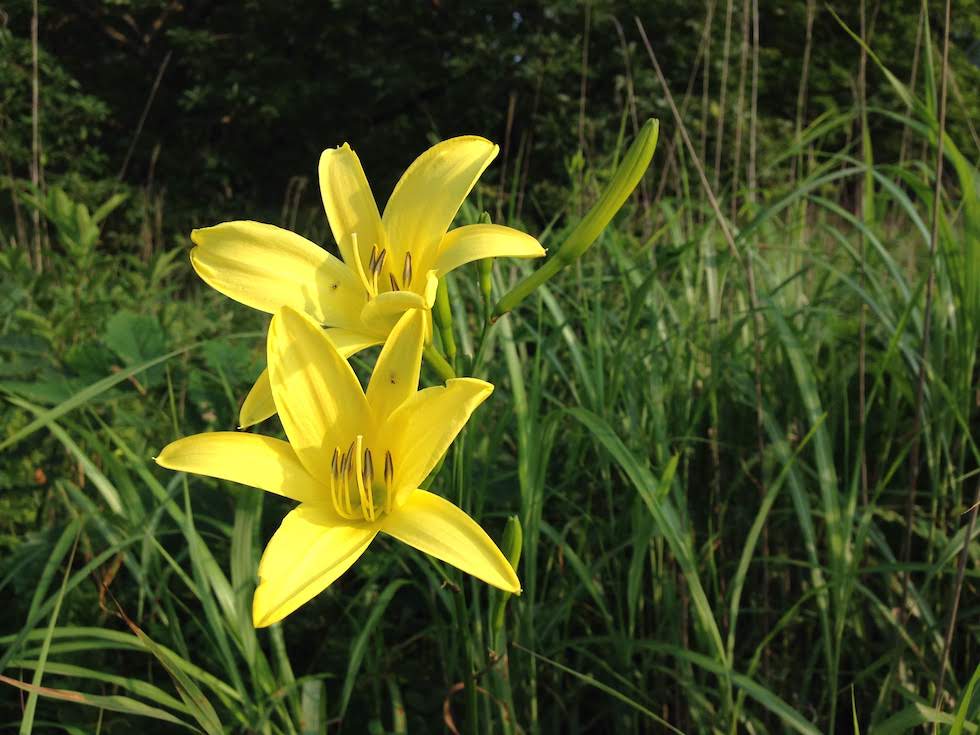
[156,307,520,627]
[190,136,545,427]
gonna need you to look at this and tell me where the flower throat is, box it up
[329,439,393,522]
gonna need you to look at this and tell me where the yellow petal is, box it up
[155,432,324,504]
[318,144,385,272]
[325,327,383,357]
[382,137,498,285]
[190,221,365,329]
[380,489,520,593]
[421,270,439,307]
[384,378,493,496]
[239,369,277,428]
[435,224,545,276]
[268,306,371,482]
[253,504,376,626]
[239,330,379,429]
[365,310,424,424]
[360,290,428,336]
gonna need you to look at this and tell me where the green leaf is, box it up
[103,310,167,385]
[0,674,202,733]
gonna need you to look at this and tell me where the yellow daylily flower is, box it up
[190,136,545,427]
[156,307,520,627]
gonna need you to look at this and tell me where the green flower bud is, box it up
[493,119,659,318]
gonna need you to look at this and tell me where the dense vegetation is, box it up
[1,1,978,732]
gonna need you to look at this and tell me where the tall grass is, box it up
[2,9,978,735]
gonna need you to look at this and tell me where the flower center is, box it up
[328,436,394,522]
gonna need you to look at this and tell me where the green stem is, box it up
[423,344,456,382]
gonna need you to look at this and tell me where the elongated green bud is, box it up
[477,212,493,319]
[434,277,456,364]
[480,259,493,310]
[479,211,494,314]
[493,118,659,318]
[492,515,523,634]
[502,514,523,571]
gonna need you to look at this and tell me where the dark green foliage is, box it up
[2,0,979,239]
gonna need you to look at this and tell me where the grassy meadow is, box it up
[1,2,979,733]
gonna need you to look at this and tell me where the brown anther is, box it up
[331,447,340,477]
[362,448,374,488]
[389,273,400,291]
[368,245,379,273]
[343,441,355,477]
[402,252,413,287]
[373,248,387,276]
[384,451,394,487]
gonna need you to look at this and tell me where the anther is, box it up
[373,248,387,276]
[330,446,357,520]
[389,273,400,292]
[343,441,356,515]
[353,439,373,522]
[368,245,379,273]
[384,451,394,514]
[402,252,412,288]
[362,448,374,490]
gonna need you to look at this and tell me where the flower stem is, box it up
[423,344,456,382]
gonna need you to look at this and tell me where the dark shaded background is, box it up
[3,0,978,243]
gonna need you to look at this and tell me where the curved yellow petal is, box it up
[435,224,545,276]
[155,432,324,504]
[253,504,376,626]
[380,489,520,593]
[190,221,365,328]
[239,329,379,429]
[268,306,371,482]
[384,378,493,496]
[421,270,439,307]
[318,144,385,272]
[365,310,424,425]
[360,290,428,337]
[239,369,276,428]
[324,327,383,357]
[381,137,498,286]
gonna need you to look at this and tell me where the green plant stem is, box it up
[423,344,456,381]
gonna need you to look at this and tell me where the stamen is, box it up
[370,248,387,294]
[343,441,355,516]
[362,448,374,491]
[353,438,373,522]
[402,252,413,289]
[329,447,341,517]
[389,273,400,292]
[384,451,394,514]
[368,245,379,273]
